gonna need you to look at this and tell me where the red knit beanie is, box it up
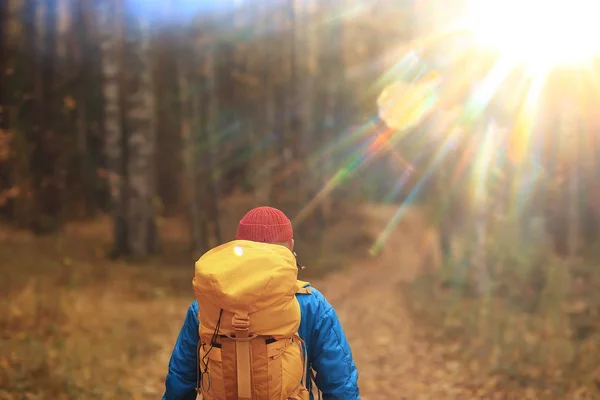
[236,206,293,243]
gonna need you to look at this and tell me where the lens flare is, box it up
[377,71,441,130]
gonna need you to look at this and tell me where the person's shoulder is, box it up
[185,300,200,325]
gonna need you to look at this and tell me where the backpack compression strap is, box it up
[286,335,310,400]
[231,284,311,400]
[232,312,253,400]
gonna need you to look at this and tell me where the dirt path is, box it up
[146,206,473,399]
[311,205,474,400]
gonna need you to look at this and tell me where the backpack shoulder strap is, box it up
[296,280,312,295]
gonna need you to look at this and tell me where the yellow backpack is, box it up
[192,240,311,400]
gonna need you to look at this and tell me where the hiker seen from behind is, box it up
[163,206,360,400]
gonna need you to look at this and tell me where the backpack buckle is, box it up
[232,315,250,331]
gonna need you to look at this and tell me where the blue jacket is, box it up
[163,285,360,400]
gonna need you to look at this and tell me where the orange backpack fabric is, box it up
[192,240,311,400]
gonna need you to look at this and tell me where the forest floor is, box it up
[0,201,597,399]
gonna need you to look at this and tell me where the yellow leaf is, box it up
[63,96,76,111]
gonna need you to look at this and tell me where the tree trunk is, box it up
[270,3,291,204]
[299,0,317,200]
[191,74,211,251]
[253,1,276,206]
[0,0,9,213]
[153,32,184,215]
[286,0,303,200]
[24,0,61,233]
[562,100,582,260]
[4,0,31,224]
[203,36,222,247]
[98,0,127,256]
[72,0,92,216]
[56,0,69,60]
[122,5,157,257]
[178,34,204,256]
[272,0,300,204]
[292,0,325,233]
[0,0,6,133]
[316,0,344,225]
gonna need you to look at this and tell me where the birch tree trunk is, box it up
[122,4,157,257]
[56,0,69,61]
[98,0,127,255]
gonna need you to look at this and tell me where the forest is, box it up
[2,0,600,399]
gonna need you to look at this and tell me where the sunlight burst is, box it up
[465,0,600,69]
